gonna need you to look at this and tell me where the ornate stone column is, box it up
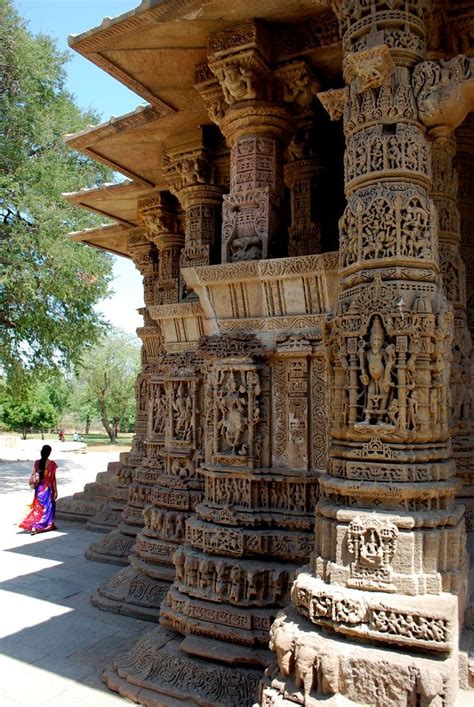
[261,2,471,705]
[457,116,474,338]
[163,127,223,283]
[430,132,474,532]
[276,60,325,257]
[411,58,474,642]
[86,202,176,568]
[196,21,295,263]
[56,229,153,529]
[91,194,208,620]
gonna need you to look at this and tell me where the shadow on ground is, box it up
[0,522,148,706]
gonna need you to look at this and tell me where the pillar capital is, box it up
[162,130,224,274]
[137,192,184,305]
[127,228,156,277]
[137,192,183,248]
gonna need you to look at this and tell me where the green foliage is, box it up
[0,379,60,438]
[67,328,140,443]
[0,0,115,385]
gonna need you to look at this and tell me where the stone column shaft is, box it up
[262,3,471,705]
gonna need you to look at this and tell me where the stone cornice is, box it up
[64,105,170,149]
[62,181,158,226]
[64,105,169,186]
[67,222,138,258]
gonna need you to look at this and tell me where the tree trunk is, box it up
[84,414,90,435]
[112,418,120,444]
[98,398,114,443]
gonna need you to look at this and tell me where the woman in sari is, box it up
[20,444,58,535]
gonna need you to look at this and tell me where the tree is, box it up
[0,380,59,438]
[68,328,140,443]
[0,0,114,387]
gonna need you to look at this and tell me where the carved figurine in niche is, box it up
[402,201,431,258]
[357,316,396,429]
[229,565,241,602]
[174,547,185,582]
[152,387,166,435]
[172,382,193,442]
[220,63,256,104]
[184,555,198,586]
[347,516,399,588]
[216,372,248,455]
[171,458,194,481]
[215,564,228,596]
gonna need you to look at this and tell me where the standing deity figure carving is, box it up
[358,316,396,427]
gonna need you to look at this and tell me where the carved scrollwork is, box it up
[412,55,474,130]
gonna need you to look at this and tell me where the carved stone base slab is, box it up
[103,626,262,706]
[91,565,169,621]
[260,607,460,707]
[85,529,135,566]
[56,497,103,523]
[86,504,125,533]
[292,572,458,653]
[56,462,121,524]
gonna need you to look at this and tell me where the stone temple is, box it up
[59,1,474,704]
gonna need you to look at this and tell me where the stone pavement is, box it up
[0,448,148,706]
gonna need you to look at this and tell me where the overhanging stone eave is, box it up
[63,99,210,187]
[67,222,139,258]
[67,0,337,108]
[62,181,161,225]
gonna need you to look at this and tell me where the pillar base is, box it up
[56,461,122,525]
[103,626,262,707]
[85,528,135,566]
[91,565,169,621]
[260,606,462,707]
[86,502,125,533]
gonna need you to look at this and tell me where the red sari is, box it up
[20,459,58,533]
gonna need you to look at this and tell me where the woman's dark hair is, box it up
[38,445,52,481]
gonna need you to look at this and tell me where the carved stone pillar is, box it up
[85,227,164,567]
[56,231,153,530]
[196,22,294,263]
[261,3,471,705]
[91,195,208,620]
[284,120,323,257]
[430,134,474,533]
[163,129,223,282]
[276,60,325,257]
[457,116,474,338]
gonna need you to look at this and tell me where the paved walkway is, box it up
[0,448,147,706]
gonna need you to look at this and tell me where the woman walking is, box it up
[20,445,58,535]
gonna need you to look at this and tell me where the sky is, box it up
[15,0,145,334]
